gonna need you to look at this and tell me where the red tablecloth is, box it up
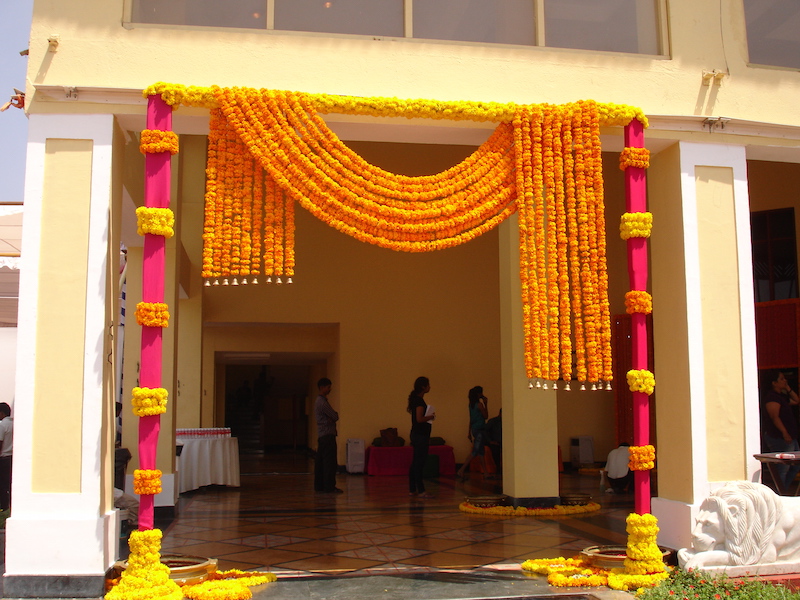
[365,444,456,476]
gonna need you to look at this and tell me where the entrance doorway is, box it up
[216,351,329,474]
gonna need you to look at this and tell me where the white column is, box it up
[5,114,118,598]
[651,141,758,550]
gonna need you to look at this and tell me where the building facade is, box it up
[7,0,800,596]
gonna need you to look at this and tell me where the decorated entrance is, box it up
[108,84,660,599]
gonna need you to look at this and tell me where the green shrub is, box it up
[639,569,800,600]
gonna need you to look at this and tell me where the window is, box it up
[544,0,659,55]
[128,0,663,55]
[132,0,267,29]
[744,0,800,69]
[413,0,536,46]
[275,0,403,37]
[752,208,798,302]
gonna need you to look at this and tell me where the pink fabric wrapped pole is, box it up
[136,95,173,530]
[624,120,651,515]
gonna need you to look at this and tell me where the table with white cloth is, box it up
[177,437,241,493]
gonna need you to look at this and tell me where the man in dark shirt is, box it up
[314,378,342,493]
[762,370,800,491]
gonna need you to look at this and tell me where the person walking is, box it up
[408,376,435,498]
[314,378,342,493]
[457,386,489,480]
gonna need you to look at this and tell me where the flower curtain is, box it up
[145,84,646,384]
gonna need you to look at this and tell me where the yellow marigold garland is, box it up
[136,207,175,238]
[133,469,163,495]
[628,445,656,471]
[143,82,649,126]
[619,147,651,170]
[620,212,653,239]
[131,387,168,417]
[140,129,179,155]
[459,501,600,516]
[521,513,668,592]
[181,570,277,600]
[615,513,668,587]
[624,290,653,314]
[105,529,182,600]
[626,369,655,395]
[135,302,170,328]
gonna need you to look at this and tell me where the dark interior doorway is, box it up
[221,355,326,474]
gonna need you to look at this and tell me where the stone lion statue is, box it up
[678,481,800,569]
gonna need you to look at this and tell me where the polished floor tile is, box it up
[145,453,635,577]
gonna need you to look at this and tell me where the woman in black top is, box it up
[408,376,436,498]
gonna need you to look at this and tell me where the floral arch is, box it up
[109,83,660,600]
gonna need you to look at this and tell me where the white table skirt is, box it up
[177,437,241,493]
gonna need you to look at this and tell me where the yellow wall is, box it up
[696,166,746,482]
[32,139,93,493]
[650,142,695,503]
[26,1,800,129]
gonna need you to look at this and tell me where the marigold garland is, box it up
[620,212,653,239]
[135,302,170,328]
[624,290,653,314]
[136,207,175,238]
[521,513,668,592]
[459,501,600,516]
[151,83,642,382]
[105,529,182,600]
[619,146,651,170]
[131,387,168,417]
[626,369,655,395]
[133,469,163,495]
[143,82,649,127]
[180,569,277,600]
[628,445,656,471]
[139,129,179,155]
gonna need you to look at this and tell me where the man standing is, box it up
[604,442,633,493]
[314,378,342,493]
[0,402,12,511]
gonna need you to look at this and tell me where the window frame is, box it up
[122,0,669,57]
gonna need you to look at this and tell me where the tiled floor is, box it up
[148,451,635,577]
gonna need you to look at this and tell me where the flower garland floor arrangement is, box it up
[521,513,668,592]
[459,501,601,516]
[105,530,277,600]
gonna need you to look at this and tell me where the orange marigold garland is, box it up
[135,302,170,328]
[619,146,651,170]
[197,87,625,383]
[625,290,653,314]
[139,129,179,155]
[133,469,163,495]
[628,444,656,471]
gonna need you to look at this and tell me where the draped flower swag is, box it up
[145,83,648,383]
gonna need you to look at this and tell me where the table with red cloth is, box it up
[365,444,456,476]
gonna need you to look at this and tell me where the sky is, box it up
[0,0,34,204]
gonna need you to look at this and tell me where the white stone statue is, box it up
[678,481,800,574]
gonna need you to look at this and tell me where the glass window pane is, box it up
[414,0,536,46]
[132,0,266,28]
[744,0,800,69]
[751,212,768,242]
[769,208,797,240]
[544,0,659,54]
[275,0,404,37]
